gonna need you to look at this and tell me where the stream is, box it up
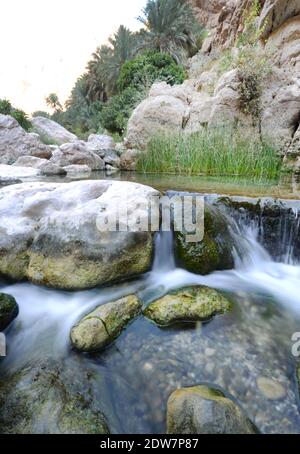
[1,174,300,434]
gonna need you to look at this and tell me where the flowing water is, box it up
[1,184,300,434]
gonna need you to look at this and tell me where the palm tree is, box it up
[137,0,203,63]
[45,93,62,112]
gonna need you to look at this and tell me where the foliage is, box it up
[137,129,281,179]
[45,93,62,112]
[99,88,142,135]
[32,111,50,119]
[117,51,185,92]
[137,0,204,63]
[0,98,32,131]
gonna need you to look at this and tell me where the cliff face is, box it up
[125,0,300,172]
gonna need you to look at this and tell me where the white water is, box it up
[1,211,300,370]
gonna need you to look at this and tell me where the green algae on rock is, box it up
[175,204,234,275]
[0,293,19,331]
[70,295,142,352]
[143,286,231,326]
[167,385,258,434]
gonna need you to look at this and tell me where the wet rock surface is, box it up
[144,286,231,326]
[167,385,257,434]
[0,293,18,331]
[70,295,142,352]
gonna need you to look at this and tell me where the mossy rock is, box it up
[167,385,258,434]
[0,293,19,331]
[0,358,109,434]
[143,286,231,326]
[70,295,142,352]
[175,204,234,275]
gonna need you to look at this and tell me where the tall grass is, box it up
[137,129,281,180]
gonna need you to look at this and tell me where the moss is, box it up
[0,293,19,331]
[175,204,234,275]
[143,286,232,327]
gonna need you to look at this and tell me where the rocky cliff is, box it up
[125,0,300,172]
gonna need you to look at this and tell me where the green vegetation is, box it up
[137,129,281,179]
[0,99,32,131]
[42,0,203,137]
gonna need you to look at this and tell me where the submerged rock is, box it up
[144,286,231,326]
[167,385,257,434]
[256,376,286,400]
[175,204,234,275]
[0,180,159,289]
[0,293,19,331]
[0,358,109,434]
[70,295,142,352]
[31,116,78,145]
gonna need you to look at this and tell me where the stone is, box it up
[70,295,142,352]
[103,150,121,168]
[87,134,116,154]
[167,385,257,434]
[0,180,159,289]
[63,164,92,174]
[31,116,77,145]
[0,164,39,179]
[50,141,105,171]
[0,293,19,331]
[175,203,234,275]
[126,82,188,150]
[259,0,300,39]
[0,114,52,164]
[143,286,231,326]
[0,358,109,434]
[120,149,140,171]
[256,377,286,400]
[13,156,66,176]
[0,177,22,188]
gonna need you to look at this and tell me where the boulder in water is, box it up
[167,385,257,434]
[70,295,142,352]
[175,204,234,275]
[0,180,158,289]
[0,358,109,434]
[0,293,19,331]
[144,286,231,326]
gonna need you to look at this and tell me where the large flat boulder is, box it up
[0,115,53,164]
[50,141,105,171]
[31,116,77,145]
[0,180,159,289]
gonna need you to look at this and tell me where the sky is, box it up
[0,0,146,114]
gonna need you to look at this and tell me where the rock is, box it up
[31,116,77,145]
[0,293,19,331]
[259,0,300,39]
[167,385,258,434]
[103,150,121,168]
[0,114,52,164]
[70,295,142,352]
[0,180,159,289]
[87,134,116,155]
[13,156,66,176]
[51,141,105,171]
[0,358,109,434]
[256,377,286,400]
[126,82,188,150]
[105,164,119,174]
[63,164,92,174]
[175,203,234,275]
[143,286,231,326]
[0,164,39,178]
[0,177,22,188]
[120,149,140,171]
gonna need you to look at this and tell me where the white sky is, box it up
[0,0,146,114]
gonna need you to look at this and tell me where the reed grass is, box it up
[137,128,281,180]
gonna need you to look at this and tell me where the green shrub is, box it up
[32,111,50,119]
[117,51,186,92]
[0,99,32,131]
[100,87,142,134]
[137,129,281,180]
